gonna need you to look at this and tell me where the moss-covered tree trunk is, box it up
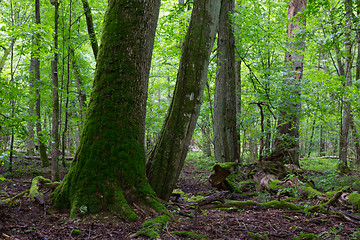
[147,0,221,201]
[274,0,306,166]
[51,0,162,219]
[213,0,240,163]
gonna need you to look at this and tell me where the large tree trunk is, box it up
[52,0,162,219]
[147,0,221,201]
[274,0,306,166]
[213,0,240,163]
[34,0,49,167]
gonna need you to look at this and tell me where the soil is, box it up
[0,156,359,240]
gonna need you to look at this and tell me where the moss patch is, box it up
[349,192,360,209]
[135,214,172,238]
[259,200,304,211]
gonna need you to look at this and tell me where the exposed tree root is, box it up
[129,214,172,239]
[6,176,60,204]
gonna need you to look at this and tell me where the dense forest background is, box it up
[1,0,360,170]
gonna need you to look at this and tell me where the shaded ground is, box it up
[0,157,359,239]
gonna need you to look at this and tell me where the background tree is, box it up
[147,0,221,201]
[213,0,240,163]
[274,0,307,166]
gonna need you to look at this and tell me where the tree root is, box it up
[129,214,172,239]
[6,176,60,204]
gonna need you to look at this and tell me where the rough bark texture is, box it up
[147,0,220,201]
[52,0,162,219]
[274,0,306,166]
[34,0,49,167]
[213,0,240,163]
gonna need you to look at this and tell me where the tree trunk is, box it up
[307,119,316,158]
[213,0,240,163]
[27,46,36,156]
[81,0,98,60]
[147,0,221,201]
[235,1,242,159]
[51,0,60,181]
[34,0,49,167]
[274,0,307,166]
[70,49,87,126]
[338,0,353,173]
[52,0,162,219]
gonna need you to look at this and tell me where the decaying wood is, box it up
[209,162,238,191]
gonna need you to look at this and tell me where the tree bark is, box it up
[52,0,162,219]
[147,0,221,201]
[213,0,240,163]
[80,0,98,60]
[51,0,60,181]
[34,0,49,167]
[274,0,307,166]
[338,0,353,173]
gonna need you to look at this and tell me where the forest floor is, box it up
[0,155,360,240]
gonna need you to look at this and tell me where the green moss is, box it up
[259,200,304,211]
[349,192,360,209]
[29,176,52,201]
[188,195,205,202]
[225,200,256,208]
[136,214,172,238]
[174,231,208,239]
[294,233,319,240]
[71,229,82,235]
[301,186,323,199]
[269,179,283,191]
[325,190,338,199]
[216,162,237,170]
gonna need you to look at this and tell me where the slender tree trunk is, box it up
[213,0,240,163]
[27,47,36,156]
[81,0,98,60]
[51,0,60,181]
[61,0,72,167]
[9,5,15,171]
[70,49,87,126]
[33,0,49,167]
[235,0,241,158]
[338,0,353,173]
[319,125,325,156]
[274,0,307,166]
[147,0,221,201]
[52,0,163,219]
[307,119,316,158]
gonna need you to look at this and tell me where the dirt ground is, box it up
[0,157,359,240]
